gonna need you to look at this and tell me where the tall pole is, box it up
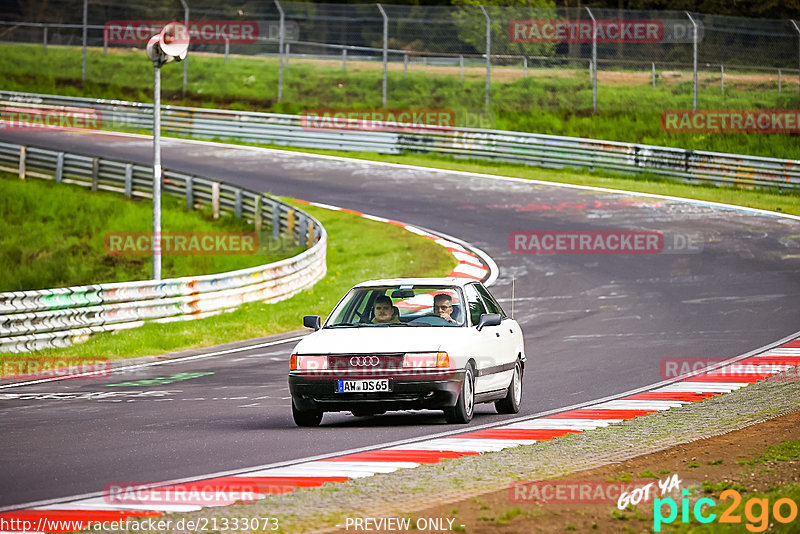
[180,0,189,97]
[82,0,87,82]
[377,4,388,107]
[275,0,285,103]
[152,64,162,280]
[479,5,491,112]
[586,7,597,113]
[686,12,698,111]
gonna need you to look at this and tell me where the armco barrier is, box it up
[0,141,326,354]
[1,91,799,191]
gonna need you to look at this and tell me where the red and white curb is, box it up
[293,200,492,283]
[2,337,798,532]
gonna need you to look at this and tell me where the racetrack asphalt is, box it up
[1,130,799,509]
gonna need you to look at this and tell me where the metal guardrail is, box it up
[0,141,327,354]
[1,91,797,191]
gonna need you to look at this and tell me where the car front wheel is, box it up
[444,367,474,424]
[292,398,323,427]
[495,360,522,414]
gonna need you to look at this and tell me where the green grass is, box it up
[0,171,296,292]
[1,43,798,159]
[4,202,457,360]
[735,437,800,466]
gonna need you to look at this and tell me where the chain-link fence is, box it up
[1,1,798,127]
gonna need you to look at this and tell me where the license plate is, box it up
[337,379,391,393]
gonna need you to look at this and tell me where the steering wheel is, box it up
[409,315,451,326]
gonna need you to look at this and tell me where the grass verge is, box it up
[3,202,457,360]
[0,171,297,292]
[1,43,798,158]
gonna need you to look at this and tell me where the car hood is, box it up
[292,326,467,355]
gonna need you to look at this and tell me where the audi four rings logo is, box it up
[350,356,380,367]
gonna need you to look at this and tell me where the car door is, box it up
[463,283,515,393]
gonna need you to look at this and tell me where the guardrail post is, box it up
[211,181,220,219]
[254,195,262,231]
[298,216,307,248]
[234,188,243,218]
[272,202,281,241]
[377,3,388,107]
[186,176,194,209]
[307,221,315,248]
[91,158,99,191]
[287,208,296,242]
[19,146,26,180]
[124,163,132,197]
[55,152,64,182]
[479,5,491,112]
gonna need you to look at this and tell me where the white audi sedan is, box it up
[288,278,526,426]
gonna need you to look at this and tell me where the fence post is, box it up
[404,52,408,78]
[459,55,464,82]
[224,37,230,63]
[56,152,64,182]
[687,12,698,110]
[43,26,47,51]
[298,217,307,249]
[19,146,26,180]
[778,68,782,92]
[479,5,491,112]
[342,48,347,72]
[287,208,296,242]
[720,64,724,92]
[377,3,388,107]
[211,181,220,219]
[91,158,99,191]
[792,21,800,98]
[103,32,107,56]
[275,0,285,103]
[124,163,132,197]
[585,7,597,112]
[180,0,189,97]
[272,202,281,241]
[82,0,87,82]
[186,176,194,209]
[286,42,290,67]
[523,56,527,78]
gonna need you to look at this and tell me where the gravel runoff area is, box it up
[105,369,800,534]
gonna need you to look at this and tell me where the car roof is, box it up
[352,277,481,288]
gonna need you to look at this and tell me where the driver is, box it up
[372,295,400,324]
[433,294,458,324]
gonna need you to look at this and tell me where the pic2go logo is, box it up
[653,489,799,532]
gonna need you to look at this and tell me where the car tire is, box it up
[444,367,474,424]
[292,398,323,427]
[495,360,522,414]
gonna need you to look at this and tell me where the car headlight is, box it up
[403,352,450,369]
[290,354,329,371]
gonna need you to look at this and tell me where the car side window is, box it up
[463,284,488,326]
[475,283,506,318]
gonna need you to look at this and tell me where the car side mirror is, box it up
[476,313,501,331]
[303,315,321,331]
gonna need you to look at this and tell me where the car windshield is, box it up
[325,285,465,328]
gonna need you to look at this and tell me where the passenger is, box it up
[433,293,459,324]
[372,295,400,324]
